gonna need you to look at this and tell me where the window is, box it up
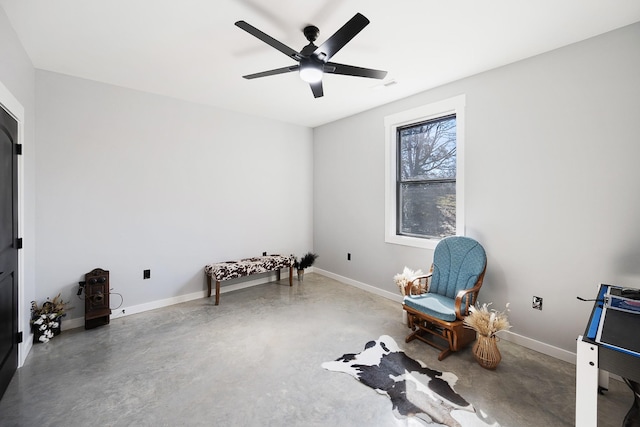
[385,95,465,249]
[398,114,457,238]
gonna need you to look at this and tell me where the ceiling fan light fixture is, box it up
[299,61,323,83]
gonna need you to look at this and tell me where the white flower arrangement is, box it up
[393,267,425,296]
[463,302,511,338]
[30,294,71,343]
[32,314,58,343]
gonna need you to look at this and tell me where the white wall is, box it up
[313,22,640,354]
[34,70,313,321]
[4,0,639,360]
[0,6,36,363]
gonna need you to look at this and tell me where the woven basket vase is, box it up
[473,334,502,369]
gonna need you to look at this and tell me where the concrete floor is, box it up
[0,273,632,426]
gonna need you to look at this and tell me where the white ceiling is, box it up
[2,0,639,128]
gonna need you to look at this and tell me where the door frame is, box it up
[0,78,27,367]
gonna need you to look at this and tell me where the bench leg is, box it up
[276,269,281,281]
[289,267,293,286]
[206,275,221,305]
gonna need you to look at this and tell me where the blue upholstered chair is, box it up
[402,236,487,360]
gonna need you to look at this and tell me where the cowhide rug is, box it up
[322,335,500,427]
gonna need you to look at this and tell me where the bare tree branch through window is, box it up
[397,114,456,239]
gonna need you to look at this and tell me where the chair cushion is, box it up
[430,236,486,299]
[403,293,457,322]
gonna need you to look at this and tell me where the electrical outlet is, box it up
[532,296,543,310]
[143,269,151,279]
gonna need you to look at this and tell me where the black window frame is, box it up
[395,113,457,240]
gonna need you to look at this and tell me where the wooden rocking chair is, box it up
[402,236,487,360]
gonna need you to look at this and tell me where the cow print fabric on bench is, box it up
[204,254,295,305]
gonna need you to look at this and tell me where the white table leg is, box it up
[576,336,599,427]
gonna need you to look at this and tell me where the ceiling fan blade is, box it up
[325,62,387,79]
[310,81,324,98]
[235,20,302,61]
[243,65,299,79]
[313,13,369,62]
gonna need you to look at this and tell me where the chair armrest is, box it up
[454,266,487,319]
[454,285,481,318]
[405,273,432,297]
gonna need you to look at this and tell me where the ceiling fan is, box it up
[235,12,387,98]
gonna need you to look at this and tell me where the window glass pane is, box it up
[398,181,456,239]
[399,115,456,181]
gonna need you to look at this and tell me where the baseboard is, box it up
[313,268,403,303]
[62,272,284,331]
[313,268,579,365]
[498,330,576,364]
[19,337,33,368]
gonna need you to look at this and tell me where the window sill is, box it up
[385,234,440,250]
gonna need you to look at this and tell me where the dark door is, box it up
[0,105,18,400]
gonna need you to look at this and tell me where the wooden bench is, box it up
[204,254,295,305]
